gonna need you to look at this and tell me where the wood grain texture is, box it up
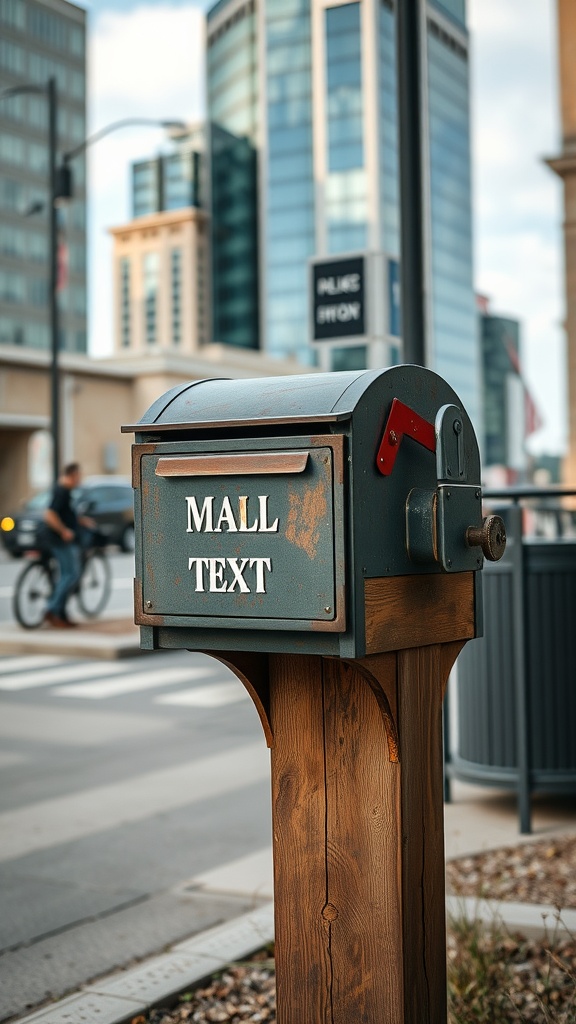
[322,657,403,1023]
[204,650,272,747]
[240,645,465,1023]
[364,571,475,654]
[269,654,331,1024]
[396,643,462,1023]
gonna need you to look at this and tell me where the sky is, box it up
[83,0,565,455]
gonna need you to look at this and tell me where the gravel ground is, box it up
[447,835,576,909]
[135,837,576,1023]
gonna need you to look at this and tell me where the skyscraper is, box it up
[206,0,481,428]
[0,0,87,354]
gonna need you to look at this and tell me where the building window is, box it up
[331,345,367,372]
[325,3,364,173]
[133,160,160,218]
[0,38,25,74]
[0,269,25,303]
[143,251,159,345]
[170,248,182,345]
[0,0,25,30]
[120,257,131,347]
[28,6,71,53]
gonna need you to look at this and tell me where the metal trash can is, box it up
[447,487,576,833]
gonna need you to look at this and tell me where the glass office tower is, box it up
[206,0,480,426]
[0,0,87,354]
[132,131,204,219]
[207,0,260,349]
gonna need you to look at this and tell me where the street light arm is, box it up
[0,83,47,101]
[63,118,187,163]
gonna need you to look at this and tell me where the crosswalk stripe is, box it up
[0,659,138,691]
[0,740,269,862]
[111,578,133,590]
[0,655,189,696]
[0,654,66,674]
[52,666,217,699]
[155,681,249,708]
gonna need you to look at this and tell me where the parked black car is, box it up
[0,476,135,558]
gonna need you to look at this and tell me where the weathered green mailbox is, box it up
[123,366,504,1024]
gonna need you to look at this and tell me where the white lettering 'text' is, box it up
[188,557,272,594]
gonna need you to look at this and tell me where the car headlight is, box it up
[1,517,15,532]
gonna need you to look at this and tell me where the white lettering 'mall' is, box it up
[186,495,278,534]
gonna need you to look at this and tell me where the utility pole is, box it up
[396,0,426,367]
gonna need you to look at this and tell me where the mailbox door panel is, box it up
[138,442,344,630]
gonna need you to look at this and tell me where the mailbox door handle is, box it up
[155,451,310,478]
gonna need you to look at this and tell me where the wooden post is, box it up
[218,641,463,1024]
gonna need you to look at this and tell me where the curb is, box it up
[0,618,141,660]
[14,903,275,1024]
[446,894,576,941]
[12,895,576,1024]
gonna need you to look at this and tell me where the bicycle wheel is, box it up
[77,550,111,618]
[13,559,54,629]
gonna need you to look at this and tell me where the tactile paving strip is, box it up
[18,903,275,1024]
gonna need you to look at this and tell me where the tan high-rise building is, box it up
[548,0,576,483]
[110,206,210,356]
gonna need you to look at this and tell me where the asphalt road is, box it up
[0,551,273,1022]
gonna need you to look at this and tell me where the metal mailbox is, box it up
[123,365,498,658]
[123,364,506,1024]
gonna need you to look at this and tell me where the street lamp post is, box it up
[47,77,61,483]
[0,78,186,484]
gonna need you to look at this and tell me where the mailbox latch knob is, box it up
[466,515,507,562]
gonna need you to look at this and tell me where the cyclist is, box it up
[41,462,95,628]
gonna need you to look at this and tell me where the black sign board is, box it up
[312,256,365,340]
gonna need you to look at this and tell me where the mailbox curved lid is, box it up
[123,367,413,432]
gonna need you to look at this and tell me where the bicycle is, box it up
[13,541,112,629]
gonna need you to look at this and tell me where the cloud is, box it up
[87,4,205,357]
[89,4,205,123]
[468,0,565,453]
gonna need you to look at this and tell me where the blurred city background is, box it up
[0,0,572,514]
[2,3,576,1020]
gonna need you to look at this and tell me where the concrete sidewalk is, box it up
[0,615,140,659]
[3,623,576,1023]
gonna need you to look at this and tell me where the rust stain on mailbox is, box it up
[285,477,328,560]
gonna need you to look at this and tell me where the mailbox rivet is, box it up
[388,430,399,446]
[447,559,452,568]
[476,489,481,499]
[446,491,451,499]
[453,420,462,435]
[145,600,152,609]
[325,606,332,614]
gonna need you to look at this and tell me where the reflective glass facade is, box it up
[264,0,314,361]
[427,17,479,426]
[208,0,259,348]
[132,148,202,219]
[0,0,87,354]
[205,0,479,426]
[325,3,367,255]
[480,310,521,468]
[378,0,399,258]
[430,0,466,27]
